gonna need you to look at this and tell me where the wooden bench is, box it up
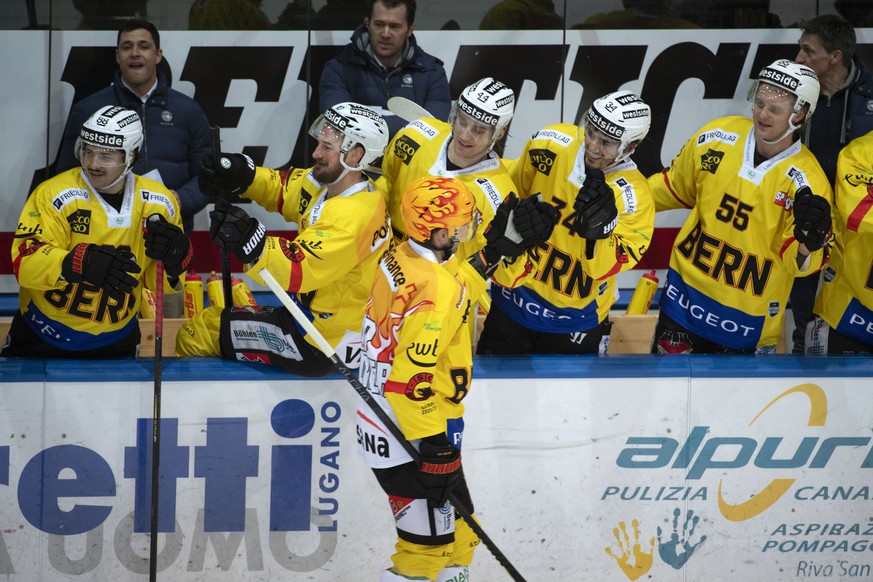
[1,314,661,357]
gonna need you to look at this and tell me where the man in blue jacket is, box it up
[319,0,451,139]
[56,19,212,236]
[789,13,873,353]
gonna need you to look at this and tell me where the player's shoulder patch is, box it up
[472,177,503,213]
[610,175,639,215]
[531,127,574,148]
[696,127,740,147]
[141,189,177,220]
[408,119,440,141]
[786,165,810,190]
[51,188,90,212]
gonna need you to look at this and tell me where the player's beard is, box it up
[312,160,342,184]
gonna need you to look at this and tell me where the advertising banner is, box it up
[1,358,871,580]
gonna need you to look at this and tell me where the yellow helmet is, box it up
[401,177,477,243]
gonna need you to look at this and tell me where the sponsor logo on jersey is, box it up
[394,134,421,165]
[14,222,43,238]
[406,340,438,367]
[52,188,90,211]
[404,372,434,401]
[843,171,873,187]
[773,191,794,211]
[409,119,438,140]
[80,129,124,147]
[66,209,91,234]
[696,128,739,146]
[141,190,176,219]
[787,166,809,191]
[700,148,724,175]
[614,177,637,214]
[533,128,573,146]
[529,148,557,176]
[457,97,499,127]
[380,250,406,290]
[371,219,391,252]
[474,177,502,211]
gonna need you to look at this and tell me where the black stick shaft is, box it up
[210,126,234,307]
[148,261,164,582]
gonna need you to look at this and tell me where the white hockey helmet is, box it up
[582,90,651,163]
[75,105,143,171]
[450,77,515,149]
[752,59,820,118]
[309,101,389,173]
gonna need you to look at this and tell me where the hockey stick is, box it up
[148,252,164,582]
[210,126,234,308]
[387,96,433,122]
[255,267,528,582]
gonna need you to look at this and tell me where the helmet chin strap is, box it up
[327,149,363,185]
[760,116,802,146]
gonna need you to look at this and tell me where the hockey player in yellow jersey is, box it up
[806,129,873,354]
[175,102,392,374]
[3,105,190,358]
[649,59,834,354]
[358,175,552,582]
[379,77,524,260]
[477,90,655,355]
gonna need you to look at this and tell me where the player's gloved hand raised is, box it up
[143,214,192,278]
[574,168,618,240]
[513,195,559,248]
[198,153,255,201]
[417,434,462,506]
[209,199,266,263]
[793,186,831,252]
[61,243,141,299]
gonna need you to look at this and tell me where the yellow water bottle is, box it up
[626,270,659,315]
[183,270,204,317]
[231,277,257,306]
[206,271,225,308]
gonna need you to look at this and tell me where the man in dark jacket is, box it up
[56,19,212,236]
[790,13,873,353]
[319,0,451,139]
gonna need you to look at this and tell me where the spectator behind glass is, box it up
[574,0,698,29]
[73,0,148,29]
[788,13,873,353]
[479,0,563,30]
[189,0,271,29]
[55,20,212,237]
[673,0,781,28]
[275,0,369,31]
[319,0,451,140]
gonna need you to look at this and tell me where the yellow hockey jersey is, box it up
[12,168,182,350]
[240,167,392,361]
[357,241,476,469]
[814,132,873,346]
[377,117,520,260]
[649,116,833,350]
[496,123,655,332]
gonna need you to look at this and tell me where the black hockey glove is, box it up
[209,199,266,263]
[198,152,256,201]
[143,214,192,278]
[417,434,462,506]
[793,186,832,252]
[468,193,523,278]
[573,168,618,240]
[513,195,559,248]
[61,243,141,299]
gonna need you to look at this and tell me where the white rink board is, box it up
[0,357,872,581]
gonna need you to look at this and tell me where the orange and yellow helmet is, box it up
[401,176,477,244]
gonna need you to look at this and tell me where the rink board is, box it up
[1,356,872,581]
